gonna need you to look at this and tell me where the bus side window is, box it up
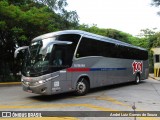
[53,50,63,66]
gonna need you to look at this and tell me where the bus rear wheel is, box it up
[135,74,140,84]
[75,78,89,96]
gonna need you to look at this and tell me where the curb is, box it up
[0,82,21,87]
[149,76,160,81]
[149,76,156,80]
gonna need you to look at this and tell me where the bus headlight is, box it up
[38,80,46,84]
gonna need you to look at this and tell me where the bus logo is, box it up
[132,61,143,74]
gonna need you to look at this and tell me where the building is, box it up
[151,47,160,77]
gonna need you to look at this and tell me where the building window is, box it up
[155,55,160,63]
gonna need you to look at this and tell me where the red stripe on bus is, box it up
[67,68,90,72]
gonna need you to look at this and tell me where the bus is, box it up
[14,30,149,95]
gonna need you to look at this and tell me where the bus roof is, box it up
[32,30,147,51]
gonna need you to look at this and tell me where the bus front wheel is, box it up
[75,78,89,96]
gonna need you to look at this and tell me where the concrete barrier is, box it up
[154,68,160,77]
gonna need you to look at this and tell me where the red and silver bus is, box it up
[14,30,149,95]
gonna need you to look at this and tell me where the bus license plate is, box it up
[27,90,32,93]
[27,87,32,93]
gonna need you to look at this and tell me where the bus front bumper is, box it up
[22,81,52,95]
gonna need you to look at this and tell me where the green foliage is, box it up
[0,0,159,81]
[138,28,157,38]
[0,0,78,45]
[150,32,160,47]
[0,0,78,81]
[152,0,160,7]
[152,0,160,15]
[78,24,135,44]
[0,21,6,30]
[136,28,160,73]
[34,0,68,12]
[78,25,160,73]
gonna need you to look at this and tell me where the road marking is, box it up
[7,99,41,106]
[0,82,21,85]
[81,104,115,111]
[70,95,160,120]
[0,103,160,120]
[0,103,115,111]
[96,96,130,107]
[0,95,160,120]
[138,117,160,120]
[96,96,160,120]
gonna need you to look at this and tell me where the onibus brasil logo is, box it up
[132,61,143,74]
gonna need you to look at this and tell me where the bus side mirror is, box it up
[14,46,29,58]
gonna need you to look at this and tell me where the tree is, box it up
[34,0,68,12]
[138,28,156,38]
[33,0,79,26]
[152,0,160,15]
[78,24,133,44]
[135,28,157,49]
[152,0,160,6]
[137,28,158,49]
[137,28,160,73]
[5,0,79,26]
[150,32,160,47]
[0,0,79,81]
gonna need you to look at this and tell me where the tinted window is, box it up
[76,37,99,57]
[155,55,160,63]
[56,34,81,65]
[56,34,80,50]
[76,37,148,60]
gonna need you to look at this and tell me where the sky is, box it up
[66,0,160,36]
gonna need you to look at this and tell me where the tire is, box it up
[75,78,89,96]
[135,74,140,84]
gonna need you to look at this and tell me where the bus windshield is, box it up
[22,34,80,77]
[22,38,51,76]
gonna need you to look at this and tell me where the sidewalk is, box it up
[149,74,160,81]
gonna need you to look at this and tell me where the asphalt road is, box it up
[0,79,160,120]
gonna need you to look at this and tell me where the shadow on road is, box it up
[28,81,147,102]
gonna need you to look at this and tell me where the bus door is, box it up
[51,45,72,93]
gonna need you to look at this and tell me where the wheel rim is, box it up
[77,82,86,93]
